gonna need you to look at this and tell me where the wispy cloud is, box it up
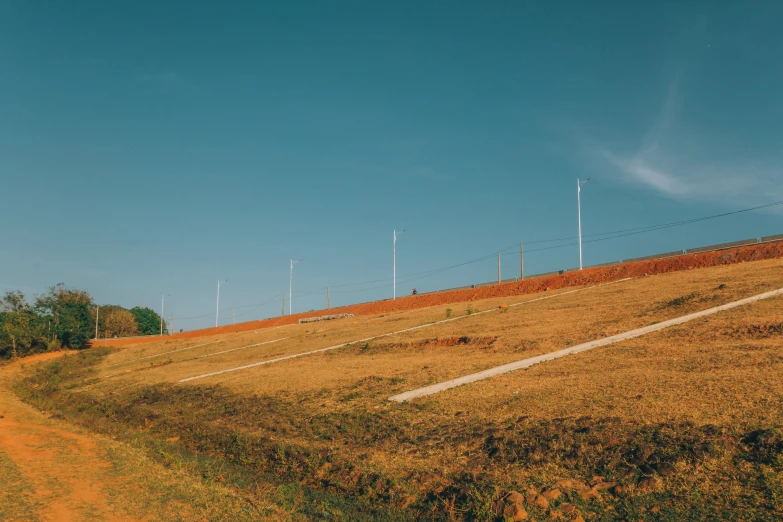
[602,151,690,196]
[594,77,781,206]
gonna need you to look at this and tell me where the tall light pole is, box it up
[393,229,406,299]
[95,305,100,340]
[216,280,227,327]
[160,294,171,335]
[577,178,592,270]
[289,259,302,315]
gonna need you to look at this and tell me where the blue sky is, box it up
[3,1,782,330]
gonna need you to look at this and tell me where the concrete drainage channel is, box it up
[195,338,288,359]
[388,286,783,402]
[100,337,288,381]
[103,324,300,372]
[176,279,633,384]
[104,339,226,369]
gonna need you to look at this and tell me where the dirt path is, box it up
[0,353,271,522]
[0,352,134,521]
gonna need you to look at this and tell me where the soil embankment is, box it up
[93,241,783,348]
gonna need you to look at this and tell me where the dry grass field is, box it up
[13,257,783,520]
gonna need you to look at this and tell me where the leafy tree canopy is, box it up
[34,284,95,348]
[1,291,49,358]
[99,305,139,338]
[130,307,166,336]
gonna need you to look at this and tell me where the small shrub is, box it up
[445,308,452,318]
[657,293,699,310]
[47,338,62,352]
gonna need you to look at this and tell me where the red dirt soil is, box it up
[0,352,133,521]
[92,242,783,348]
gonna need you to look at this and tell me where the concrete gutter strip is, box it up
[177,279,633,384]
[196,338,289,359]
[104,339,227,369]
[178,311,497,383]
[388,287,783,403]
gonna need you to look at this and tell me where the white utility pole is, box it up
[216,280,227,327]
[95,305,99,340]
[577,178,592,270]
[519,242,524,280]
[289,259,302,315]
[160,294,171,335]
[393,229,406,299]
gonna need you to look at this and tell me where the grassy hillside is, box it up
[92,241,783,348]
[14,258,783,520]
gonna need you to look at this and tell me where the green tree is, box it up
[35,284,95,348]
[99,305,139,338]
[1,291,47,358]
[130,307,167,335]
[0,314,10,358]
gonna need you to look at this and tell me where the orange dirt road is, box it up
[0,353,133,522]
[0,354,275,521]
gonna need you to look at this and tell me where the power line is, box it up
[331,199,783,293]
[174,199,783,322]
[537,199,783,244]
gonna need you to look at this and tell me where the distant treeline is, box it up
[0,283,166,359]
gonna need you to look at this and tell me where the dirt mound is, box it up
[358,336,498,353]
[727,322,783,339]
[93,241,783,348]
